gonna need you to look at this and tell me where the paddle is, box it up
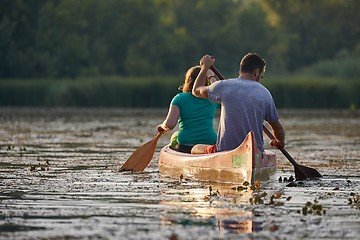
[210,65,322,180]
[119,132,164,172]
[262,126,322,180]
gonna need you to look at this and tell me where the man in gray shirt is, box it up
[192,53,285,153]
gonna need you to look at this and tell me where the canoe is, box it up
[158,131,276,184]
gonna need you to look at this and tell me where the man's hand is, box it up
[268,120,285,149]
[192,54,215,99]
[269,139,284,149]
[200,54,215,69]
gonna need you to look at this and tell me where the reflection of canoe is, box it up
[159,131,276,183]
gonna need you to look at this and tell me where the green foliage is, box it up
[263,76,360,109]
[0,75,358,108]
[1,0,359,107]
[300,53,360,79]
[1,0,359,78]
[0,76,179,107]
[263,0,360,72]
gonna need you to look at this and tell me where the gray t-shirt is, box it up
[207,78,279,152]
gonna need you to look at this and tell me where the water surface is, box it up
[0,108,359,239]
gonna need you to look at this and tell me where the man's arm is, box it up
[268,120,285,149]
[192,54,215,99]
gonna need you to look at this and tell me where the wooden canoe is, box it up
[158,131,276,184]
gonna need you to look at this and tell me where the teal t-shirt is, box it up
[171,92,218,146]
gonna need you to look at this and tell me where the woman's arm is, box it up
[157,104,180,132]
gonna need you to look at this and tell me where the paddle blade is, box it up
[119,133,163,172]
[279,148,322,180]
[294,164,323,181]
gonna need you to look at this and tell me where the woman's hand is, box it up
[157,125,167,133]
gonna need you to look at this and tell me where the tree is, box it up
[263,0,360,71]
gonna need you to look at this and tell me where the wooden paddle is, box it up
[262,126,322,180]
[210,65,322,180]
[119,132,164,172]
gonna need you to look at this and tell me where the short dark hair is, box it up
[240,53,266,73]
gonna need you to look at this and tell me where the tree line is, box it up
[1,0,359,79]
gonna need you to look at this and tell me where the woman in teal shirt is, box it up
[157,66,218,153]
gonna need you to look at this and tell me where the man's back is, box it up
[207,78,279,151]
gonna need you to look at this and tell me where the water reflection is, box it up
[159,182,261,234]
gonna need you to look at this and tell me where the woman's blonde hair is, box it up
[179,66,201,93]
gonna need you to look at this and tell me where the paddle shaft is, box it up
[210,65,224,80]
[264,123,322,180]
[262,126,298,167]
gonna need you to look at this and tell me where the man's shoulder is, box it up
[216,78,240,87]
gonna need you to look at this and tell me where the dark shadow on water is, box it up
[0,224,46,232]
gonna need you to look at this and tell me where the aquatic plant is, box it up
[250,191,292,206]
[278,175,295,183]
[231,181,261,192]
[203,186,221,202]
[208,186,221,197]
[298,198,326,216]
[348,192,360,210]
[231,181,291,206]
[29,160,50,172]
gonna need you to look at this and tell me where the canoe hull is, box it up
[158,132,276,183]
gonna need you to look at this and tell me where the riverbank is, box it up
[0,76,359,108]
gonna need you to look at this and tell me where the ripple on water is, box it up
[0,108,359,239]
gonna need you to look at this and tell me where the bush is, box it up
[264,76,360,109]
[0,77,180,107]
[300,54,360,79]
[0,76,359,109]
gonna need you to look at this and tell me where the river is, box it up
[0,108,359,239]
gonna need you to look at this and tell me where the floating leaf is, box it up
[302,207,308,215]
[275,192,282,199]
